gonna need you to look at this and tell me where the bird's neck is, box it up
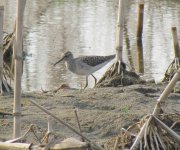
[66,57,74,64]
[65,58,75,72]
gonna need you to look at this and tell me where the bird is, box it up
[54,51,117,89]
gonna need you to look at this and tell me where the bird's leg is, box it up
[91,74,97,86]
[84,76,88,89]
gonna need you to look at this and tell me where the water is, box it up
[1,0,180,91]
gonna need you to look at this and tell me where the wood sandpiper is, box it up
[54,51,116,89]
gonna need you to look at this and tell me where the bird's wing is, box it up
[75,55,115,67]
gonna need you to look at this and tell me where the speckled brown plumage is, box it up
[75,55,115,67]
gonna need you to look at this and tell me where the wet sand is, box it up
[0,82,179,148]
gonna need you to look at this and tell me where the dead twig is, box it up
[113,135,120,150]
[28,99,104,150]
[151,127,160,150]
[152,115,180,144]
[170,121,180,129]
[0,111,12,117]
[5,124,35,143]
[149,126,155,150]
[121,128,137,137]
[74,108,84,142]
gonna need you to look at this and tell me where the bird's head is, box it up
[54,51,73,66]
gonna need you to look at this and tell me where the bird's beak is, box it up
[54,57,64,66]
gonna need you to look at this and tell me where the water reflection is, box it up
[1,0,180,91]
[136,39,144,73]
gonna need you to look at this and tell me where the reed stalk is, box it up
[116,0,125,63]
[172,27,180,58]
[0,6,4,94]
[13,0,26,138]
[136,1,144,41]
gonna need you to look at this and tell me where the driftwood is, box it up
[1,138,89,150]
[0,142,31,150]
[51,138,89,150]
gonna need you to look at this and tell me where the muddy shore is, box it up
[0,82,179,148]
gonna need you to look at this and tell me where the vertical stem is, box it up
[74,109,82,133]
[0,6,4,95]
[13,0,26,138]
[171,27,180,58]
[137,38,144,73]
[136,1,144,41]
[116,0,125,62]
[113,135,120,150]
[136,0,144,74]
[74,108,84,142]
[47,116,53,133]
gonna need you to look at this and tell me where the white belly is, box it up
[65,59,111,76]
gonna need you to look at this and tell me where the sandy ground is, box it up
[0,82,179,148]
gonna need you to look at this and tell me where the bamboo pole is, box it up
[130,68,180,149]
[136,0,144,41]
[13,0,26,138]
[171,27,180,58]
[116,0,125,63]
[0,6,4,95]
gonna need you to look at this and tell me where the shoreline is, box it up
[0,83,179,147]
